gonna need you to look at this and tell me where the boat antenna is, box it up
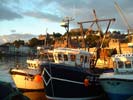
[60,17,74,48]
[45,28,48,47]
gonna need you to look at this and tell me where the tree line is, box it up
[1,30,129,48]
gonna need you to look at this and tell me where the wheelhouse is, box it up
[27,49,54,69]
[53,48,92,68]
[112,53,133,73]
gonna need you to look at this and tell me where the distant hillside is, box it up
[0,33,37,44]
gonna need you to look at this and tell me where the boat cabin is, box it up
[52,48,92,68]
[39,49,54,62]
[27,49,54,69]
[112,53,133,73]
[27,59,43,69]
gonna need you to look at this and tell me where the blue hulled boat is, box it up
[100,53,133,100]
[41,48,105,100]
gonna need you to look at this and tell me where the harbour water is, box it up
[0,56,109,100]
[0,56,47,100]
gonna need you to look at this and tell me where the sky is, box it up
[0,0,133,36]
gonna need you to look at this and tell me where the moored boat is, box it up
[100,53,133,100]
[41,47,105,100]
[9,60,44,91]
[9,49,53,91]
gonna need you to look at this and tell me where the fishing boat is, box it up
[9,49,53,91]
[10,59,44,91]
[100,53,133,100]
[41,47,105,100]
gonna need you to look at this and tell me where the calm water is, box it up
[0,56,47,100]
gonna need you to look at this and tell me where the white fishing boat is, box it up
[100,53,133,100]
[10,60,44,91]
[9,49,54,91]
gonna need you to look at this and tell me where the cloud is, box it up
[10,30,16,33]
[0,33,37,44]
[1,0,132,23]
[0,0,133,34]
[23,11,61,22]
[0,3,22,21]
[40,0,91,9]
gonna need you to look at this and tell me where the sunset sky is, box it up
[0,0,133,36]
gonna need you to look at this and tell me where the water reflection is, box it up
[23,91,47,100]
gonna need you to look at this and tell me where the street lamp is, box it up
[60,17,74,47]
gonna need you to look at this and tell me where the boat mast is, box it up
[61,17,74,48]
[44,28,48,47]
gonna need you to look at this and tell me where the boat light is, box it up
[84,79,89,87]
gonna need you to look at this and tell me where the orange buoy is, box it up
[34,75,42,82]
[84,79,89,87]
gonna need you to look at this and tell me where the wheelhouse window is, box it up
[64,54,68,61]
[58,54,62,60]
[70,54,76,61]
[80,55,84,63]
[117,61,124,68]
[85,56,87,63]
[125,61,131,68]
[49,53,54,62]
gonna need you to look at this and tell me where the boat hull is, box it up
[10,68,44,91]
[100,77,133,100]
[42,63,104,100]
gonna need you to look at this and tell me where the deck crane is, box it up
[92,9,102,34]
[77,9,102,49]
[78,10,115,66]
[78,10,115,65]
[114,1,132,40]
[77,9,115,49]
